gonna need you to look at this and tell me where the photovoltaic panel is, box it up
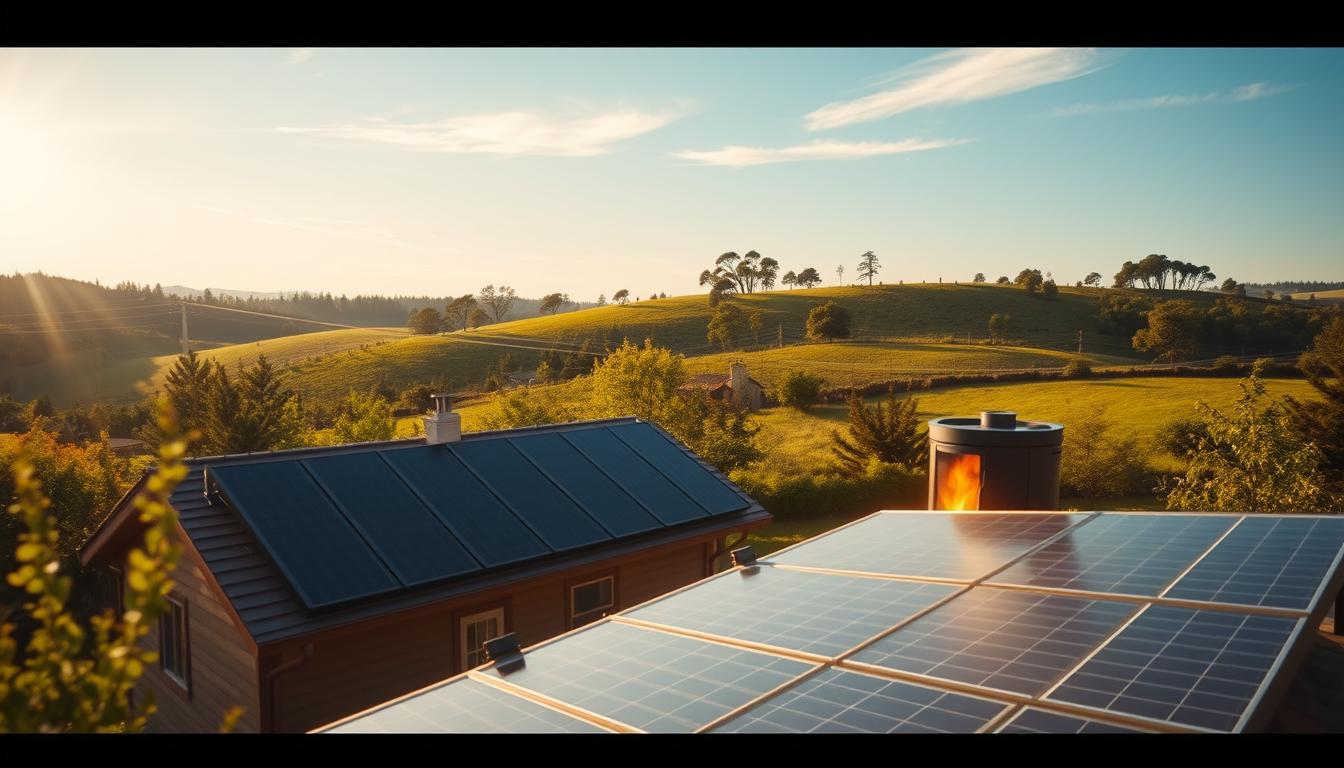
[996,707,1151,734]
[208,461,399,608]
[451,438,612,551]
[482,621,814,732]
[508,433,662,538]
[1164,516,1344,610]
[301,453,481,586]
[607,422,748,516]
[848,587,1138,696]
[325,676,608,733]
[766,512,1091,581]
[988,514,1236,596]
[624,566,959,657]
[1045,605,1300,732]
[561,428,708,526]
[379,445,551,566]
[710,668,1009,733]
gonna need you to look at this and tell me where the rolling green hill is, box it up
[3,282,1291,406]
[1290,288,1344,302]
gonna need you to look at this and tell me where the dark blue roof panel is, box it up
[508,433,662,538]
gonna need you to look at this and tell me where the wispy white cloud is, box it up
[196,206,419,249]
[673,138,974,168]
[806,48,1104,131]
[1050,81,1298,116]
[277,109,679,157]
[283,48,316,66]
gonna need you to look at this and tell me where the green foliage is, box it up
[1015,268,1043,294]
[699,251,778,299]
[795,268,822,289]
[1212,355,1243,372]
[730,460,925,522]
[1284,316,1344,488]
[1042,279,1059,301]
[805,301,851,342]
[612,289,630,306]
[995,276,1010,284]
[395,384,435,415]
[831,389,926,475]
[1061,360,1092,378]
[0,397,26,433]
[201,355,302,454]
[1154,416,1209,460]
[407,307,443,335]
[467,307,491,329]
[589,340,689,426]
[706,302,764,351]
[330,390,396,444]
[775,371,824,411]
[443,294,478,332]
[538,292,569,315]
[1060,419,1153,500]
[477,389,578,432]
[0,398,188,733]
[781,271,797,289]
[1133,300,1201,362]
[973,273,986,283]
[856,251,880,286]
[1163,361,1337,513]
[1084,272,1103,287]
[478,285,517,323]
[987,313,1011,344]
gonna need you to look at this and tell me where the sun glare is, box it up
[0,108,70,207]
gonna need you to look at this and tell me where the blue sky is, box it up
[1,47,1340,300]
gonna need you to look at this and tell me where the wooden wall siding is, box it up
[269,536,719,733]
[141,546,261,733]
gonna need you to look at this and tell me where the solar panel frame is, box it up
[607,422,750,517]
[995,705,1155,734]
[559,427,710,526]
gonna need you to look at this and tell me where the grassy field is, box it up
[2,282,1284,407]
[684,341,1133,389]
[1289,288,1344,302]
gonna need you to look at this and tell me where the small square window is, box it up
[570,577,615,628]
[160,597,190,691]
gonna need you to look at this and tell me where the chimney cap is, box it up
[431,393,452,414]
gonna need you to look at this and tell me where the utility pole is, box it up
[1077,329,1083,355]
[180,302,189,356]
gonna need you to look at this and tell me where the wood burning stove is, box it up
[927,411,1064,511]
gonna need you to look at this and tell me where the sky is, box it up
[1,47,1342,301]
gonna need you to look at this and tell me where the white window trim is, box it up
[570,576,615,628]
[459,607,505,671]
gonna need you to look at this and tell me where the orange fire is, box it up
[937,453,981,511]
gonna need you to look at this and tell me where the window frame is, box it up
[159,595,192,696]
[568,575,616,629]
[458,606,506,672]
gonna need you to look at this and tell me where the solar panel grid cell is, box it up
[559,428,708,526]
[326,676,607,733]
[506,432,663,538]
[623,566,960,657]
[607,423,748,516]
[482,621,815,732]
[989,514,1236,596]
[710,668,1009,733]
[766,512,1092,581]
[997,706,1151,734]
[1045,605,1299,732]
[1164,516,1344,610]
[848,587,1139,696]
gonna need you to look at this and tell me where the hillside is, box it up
[1290,288,1344,303]
[5,281,1317,406]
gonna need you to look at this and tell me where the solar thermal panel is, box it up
[607,423,748,516]
[379,445,551,566]
[1045,605,1300,732]
[624,566,959,657]
[326,676,608,733]
[482,621,814,732]
[1164,516,1344,610]
[767,512,1091,581]
[451,438,612,551]
[301,453,481,585]
[508,433,663,537]
[560,427,708,525]
[988,514,1236,596]
[208,461,400,608]
[710,667,1009,733]
[848,587,1138,696]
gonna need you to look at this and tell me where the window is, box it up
[460,608,505,671]
[159,596,190,691]
[570,576,615,628]
[108,565,125,618]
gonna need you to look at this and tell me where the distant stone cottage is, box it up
[680,361,765,411]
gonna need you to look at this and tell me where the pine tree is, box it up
[830,388,926,474]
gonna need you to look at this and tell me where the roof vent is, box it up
[424,393,462,445]
[483,632,525,674]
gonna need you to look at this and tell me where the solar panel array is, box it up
[204,420,751,609]
[319,511,1344,733]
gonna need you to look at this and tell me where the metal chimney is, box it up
[424,393,462,445]
[927,411,1063,510]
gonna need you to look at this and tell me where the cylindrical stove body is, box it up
[927,411,1064,510]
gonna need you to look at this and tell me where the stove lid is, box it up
[928,411,1064,447]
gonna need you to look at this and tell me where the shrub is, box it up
[729,461,925,522]
[775,371,824,411]
[805,301,851,341]
[1212,355,1242,373]
[1060,419,1154,500]
[1061,360,1092,378]
[1154,416,1209,459]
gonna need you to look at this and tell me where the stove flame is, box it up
[936,452,981,511]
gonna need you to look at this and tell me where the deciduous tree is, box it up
[1132,300,1201,362]
[806,301,851,341]
[407,307,443,335]
[831,389,926,474]
[478,285,517,323]
[795,267,822,289]
[443,294,478,331]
